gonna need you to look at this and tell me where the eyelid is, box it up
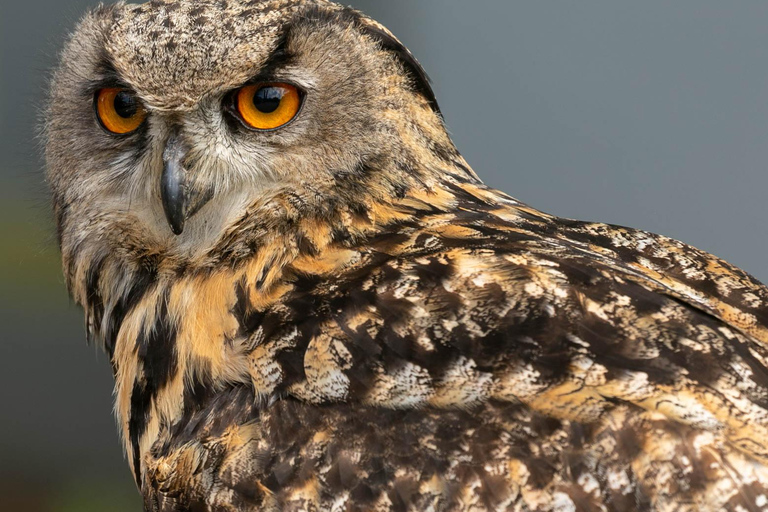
[244,71,316,90]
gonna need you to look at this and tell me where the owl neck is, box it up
[207,150,479,259]
[73,142,489,485]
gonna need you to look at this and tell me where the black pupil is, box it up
[253,87,284,114]
[114,91,139,118]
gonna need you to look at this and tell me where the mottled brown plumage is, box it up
[45,1,768,510]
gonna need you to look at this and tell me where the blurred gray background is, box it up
[3,1,768,510]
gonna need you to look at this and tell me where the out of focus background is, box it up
[3,1,768,510]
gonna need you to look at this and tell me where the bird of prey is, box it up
[45,0,768,510]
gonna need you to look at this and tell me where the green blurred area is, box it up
[0,182,142,511]
[2,477,139,512]
[1,200,64,302]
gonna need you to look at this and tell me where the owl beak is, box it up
[161,131,213,235]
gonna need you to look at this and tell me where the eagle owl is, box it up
[45,0,768,510]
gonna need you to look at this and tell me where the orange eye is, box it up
[95,88,147,134]
[235,83,302,130]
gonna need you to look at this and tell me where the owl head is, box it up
[45,0,469,299]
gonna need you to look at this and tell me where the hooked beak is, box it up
[160,130,213,235]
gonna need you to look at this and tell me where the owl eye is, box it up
[95,88,147,135]
[234,83,302,131]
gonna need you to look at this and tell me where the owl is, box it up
[45,0,768,511]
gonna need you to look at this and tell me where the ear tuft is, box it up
[293,5,442,116]
[357,23,441,116]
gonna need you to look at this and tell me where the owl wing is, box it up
[280,181,768,438]
[144,183,768,511]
